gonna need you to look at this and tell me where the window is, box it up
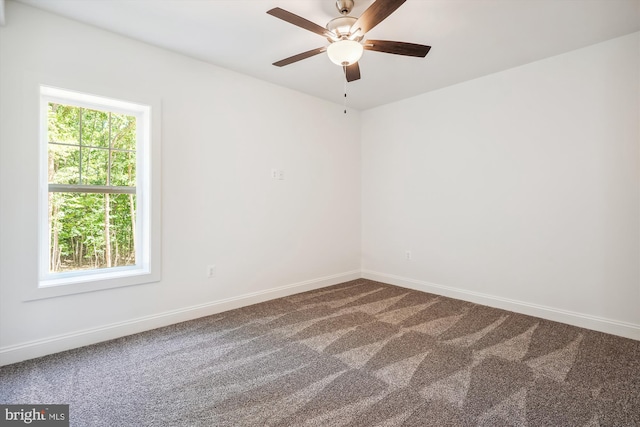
[36,86,159,297]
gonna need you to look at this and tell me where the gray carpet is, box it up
[1,279,640,426]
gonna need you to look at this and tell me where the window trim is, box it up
[30,85,161,301]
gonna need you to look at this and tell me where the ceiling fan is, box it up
[267,0,431,82]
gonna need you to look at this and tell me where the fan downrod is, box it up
[335,0,354,15]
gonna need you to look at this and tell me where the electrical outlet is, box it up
[405,250,412,261]
[207,264,216,278]
[271,169,284,180]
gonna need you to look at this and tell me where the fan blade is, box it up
[273,47,327,67]
[267,8,332,38]
[364,40,431,57]
[350,0,406,34]
[344,62,361,82]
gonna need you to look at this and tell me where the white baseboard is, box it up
[0,270,361,366]
[362,270,640,341]
[4,268,637,366]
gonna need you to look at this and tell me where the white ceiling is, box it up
[13,0,640,110]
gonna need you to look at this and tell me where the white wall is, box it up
[0,2,361,365]
[362,32,640,339]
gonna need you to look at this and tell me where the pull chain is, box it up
[343,70,348,114]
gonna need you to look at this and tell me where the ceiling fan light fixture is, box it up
[268,0,432,83]
[327,40,363,66]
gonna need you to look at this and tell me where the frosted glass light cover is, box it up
[327,40,364,66]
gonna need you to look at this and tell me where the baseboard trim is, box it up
[362,270,640,341]
[0,270,361,366]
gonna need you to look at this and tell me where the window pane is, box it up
[82,108,110,148]
[49,144,80,185]
[109,193,137,267]
[48,103,80,145]
[110,150,136,187]
[111,113,137,150]
[81,148,108,185]
[49,192,136,273]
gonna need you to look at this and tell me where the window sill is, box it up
[25,267,160,301]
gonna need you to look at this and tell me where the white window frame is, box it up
[32,86,161,300]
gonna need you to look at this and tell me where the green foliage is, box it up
[48,103,138,272]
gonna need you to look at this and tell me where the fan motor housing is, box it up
[326,16,361,40]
